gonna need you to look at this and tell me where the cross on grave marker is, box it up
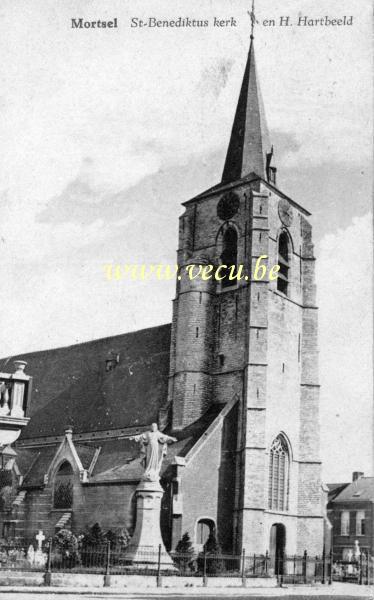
[35,530,45,551]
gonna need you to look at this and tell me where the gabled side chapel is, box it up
[0,31,323,560]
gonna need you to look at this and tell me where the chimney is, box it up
[352,471,364,482]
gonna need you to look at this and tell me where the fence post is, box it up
[203,547,207,587]
[241,549,246,587]
[328,547,333,585]
[276,553,282,587]
[322,544,326,584]
[303,550,307,584]
[44,538,52,586]
[365,553,369,586]
[103,541,111,587]
[265,550,269,576]
[359,551,363,585]
[156,543,162,587]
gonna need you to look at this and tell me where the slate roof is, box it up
[15,405,223,486]
[5,319,225,486]
[2,324,171,438]
[329,477,374,503]
[18,445,58,488]
[221,39,271,184]
[84,404,223,483]
[326,483,350,502]
[74,444,100,471]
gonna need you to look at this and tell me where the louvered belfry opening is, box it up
[277,232,290,295]
[221,227,238,288]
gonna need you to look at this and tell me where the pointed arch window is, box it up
[53,461,74,509]
[221,226,238,288]
[277,232,290,295]
[268,436,290,511]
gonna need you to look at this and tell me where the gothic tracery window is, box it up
[268,436,290,511]
[277,232,290,295]
[53,461,74,509]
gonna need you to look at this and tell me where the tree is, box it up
[200,531,225,574]
[82,523,105,547]
[79,523,106,567]
[204,531,220,554]
[53,529,80,568]
[174,532,195,572]
[105,528,131,550]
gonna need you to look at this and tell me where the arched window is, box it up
[196,518,214,545]
[268,436,290,511]
[221,227,238,288]
[277,232,290,295]
[53,461,74,509]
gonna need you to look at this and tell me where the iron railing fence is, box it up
[332,553,374,585]
[0,544,43,572]
[0,540,372,586]
[277,552,326,584]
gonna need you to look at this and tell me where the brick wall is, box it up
[329,500,374,557]
[176,403,238,552]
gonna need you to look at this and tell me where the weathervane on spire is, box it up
[248,0,258,39]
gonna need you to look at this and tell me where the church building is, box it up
[0,29,324,561]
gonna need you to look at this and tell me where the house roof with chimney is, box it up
[329,476,374,504]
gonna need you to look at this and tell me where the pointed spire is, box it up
[221,4,273,184]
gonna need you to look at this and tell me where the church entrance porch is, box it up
[269,523,286,576]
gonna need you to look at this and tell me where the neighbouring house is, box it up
[327,472,374,559]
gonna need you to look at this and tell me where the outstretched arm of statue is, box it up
[158,433,177,444]
[129,433,148,443]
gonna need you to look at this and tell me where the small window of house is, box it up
[356,511,365,536]
[341,511,350,536]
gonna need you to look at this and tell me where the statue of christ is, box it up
[130,423,177,482]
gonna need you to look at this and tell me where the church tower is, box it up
[166,22,323,557]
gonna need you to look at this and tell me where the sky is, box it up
[0,0,372,481]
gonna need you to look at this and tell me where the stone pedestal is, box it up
[125,480,175,568]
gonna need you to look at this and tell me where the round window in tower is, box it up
[217,191,240,221]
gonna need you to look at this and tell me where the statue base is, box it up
[124,480,176,569]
